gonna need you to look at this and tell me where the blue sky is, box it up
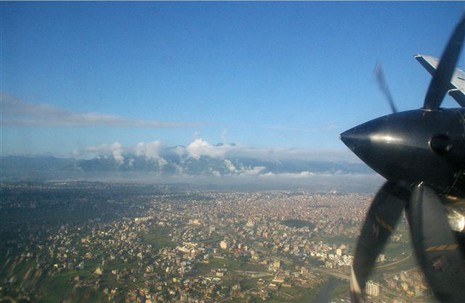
[2,2,465,159]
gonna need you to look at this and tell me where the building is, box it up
[366,280,380,297]
[219,240,228,250]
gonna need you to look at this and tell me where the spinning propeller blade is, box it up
[351,181,408,300]
[423,14,465,110]
[374,64,398,113]
[408,183,465,302]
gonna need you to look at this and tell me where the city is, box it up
[2,3,464,303]
[0,182,434,302]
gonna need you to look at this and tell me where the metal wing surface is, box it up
[415,54,465,107]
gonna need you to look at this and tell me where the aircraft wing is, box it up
[415,54,465,107]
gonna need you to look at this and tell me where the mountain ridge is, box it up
[0,152,382,192]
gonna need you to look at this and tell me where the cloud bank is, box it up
[1,93,197,128]
[1,136,381,192]
[70,137,371,178]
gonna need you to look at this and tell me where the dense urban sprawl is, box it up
[0,182,433,302]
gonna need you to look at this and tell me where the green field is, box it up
[142,226,176,249]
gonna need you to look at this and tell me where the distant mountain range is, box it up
[0,153,370,177]
[0,147,383,192]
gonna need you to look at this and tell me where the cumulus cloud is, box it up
[224,159,237,173]
[75,141,171,166]
[135,141,161,159]
[134,141,167,166]
[186,138,233,160]
[173,146,187,158]
[223,159,265,176]
[111,144,124,165]
[75,142,125,165]
[1,93,197,128]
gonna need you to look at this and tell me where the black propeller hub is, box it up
[341,108,465,194]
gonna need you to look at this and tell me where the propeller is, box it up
[408,183,465,302]
[374,64,398,113]
[350,181,408,301]
[348,13,465,302]
[424,14,465,110]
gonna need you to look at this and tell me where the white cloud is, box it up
[222,159,265,176]
[134,143,145,157]
[224,159,237,173]
[1,93,197,128]
[111,143,124,165]
[186,138,232,160]
[134,141,167,166]
[240,166,266,176]
[76,142,125,165]
[173,146,186,157]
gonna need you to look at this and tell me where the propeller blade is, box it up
[408,183,465,302]
[415,55,465,107]
[351,181,408,300]
[423,13,465,110]
[374,64,398,113]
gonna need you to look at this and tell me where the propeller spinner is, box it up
[341,13,465,302]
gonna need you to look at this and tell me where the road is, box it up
[313,267,350,281]
[374,254,413,270]
[313,253,413,281]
